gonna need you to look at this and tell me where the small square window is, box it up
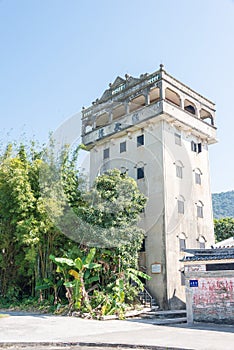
[137,167,144,179]
[103,148,109,159]
[178,200,184,214]
[137,134,144,147]
[195,172,201,185]
[120,141,126,153]
[175,133,181,146]
[176,165,183,179]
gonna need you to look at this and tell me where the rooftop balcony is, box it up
[82,66,216,148]
[82,98,217,148]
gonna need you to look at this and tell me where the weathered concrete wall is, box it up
[185,271,234,324]
[84,67,217,310]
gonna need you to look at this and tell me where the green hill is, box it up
[212,190,234,219]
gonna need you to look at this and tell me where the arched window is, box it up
[96,112,109,128]
[194,168,202,185]
[177,195,185,214]
[83,117,93,134]
[136,161,145,180]
[112,104,125,120]
[200,108,214,126]
[198,235,206,249]
[129,94,145,113]
[85,124,93,133]
[196,201,204,218]
[178,232,187,251]
[149,87,160,104]
[165,88,181,106]
[174,160,184,179]
[184,99,196,115]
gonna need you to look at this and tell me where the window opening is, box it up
[195,172,201,185]
[120,141,126,153]
[197,205,203,218]
[175,133,181,146]
[103,148,109,159]
[176,165,183,179]
[137,134,144,147]
[184,99,196,115]
[137,167,144,179]
[191,141,202,153]
[178,200,184,214]
[191,141,197,152]
[197,201,204,218]
[179,238,186,251]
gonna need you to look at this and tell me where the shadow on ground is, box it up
[126,317,234,334]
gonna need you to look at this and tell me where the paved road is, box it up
[0,311,234,350]
[0,347,150,350]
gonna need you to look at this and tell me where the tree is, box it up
[52,169,149,317]
[214,217,234,242]
[0,141,149,317]
[0,141,80,301]
[76,169,147,252]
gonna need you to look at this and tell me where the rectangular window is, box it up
[191,141,197,152]
[175,133,181,146]
[191,141,202,153]
[120,141,126,153]
[198,143,202,153]
[197,205,203,218]
[195,172,201,185]
[137,167,144,179]
[137,134,144,147]
[179,238,186,251]
[176,165,183,179]
[178,200,184,214]
[103,148,109,159]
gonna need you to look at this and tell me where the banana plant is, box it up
[50,248,101,311]
[125,267,151,291]
[35,277,63,304]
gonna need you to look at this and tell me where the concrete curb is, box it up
[0,342,192,350]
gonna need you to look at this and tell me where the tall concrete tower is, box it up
[81,65,217,309]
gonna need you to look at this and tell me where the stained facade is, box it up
[183,248,234,324]
[81,65,217,309]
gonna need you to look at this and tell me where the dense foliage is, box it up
[0,141,148,317]
[214,217,234,243]
[0,142,77,302]
[212,191,234,219]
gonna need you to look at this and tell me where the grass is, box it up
[0,313,9,318]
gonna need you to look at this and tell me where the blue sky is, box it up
[0,0,234,193]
